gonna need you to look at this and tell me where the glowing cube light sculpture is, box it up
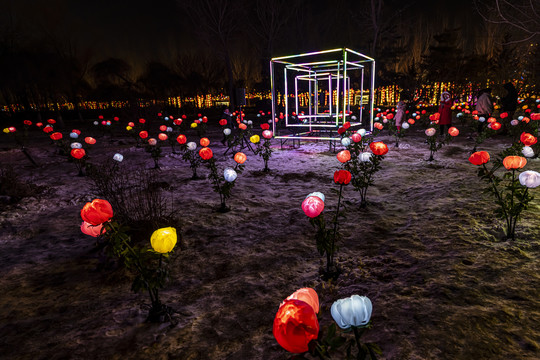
[270,48,375,141]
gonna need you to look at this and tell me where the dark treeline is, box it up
[0,0,538,119]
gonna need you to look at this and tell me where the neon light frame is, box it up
[270,48,375,141]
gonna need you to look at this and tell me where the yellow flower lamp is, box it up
[151,227,177,253]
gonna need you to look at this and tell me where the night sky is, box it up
[2,0,481,72]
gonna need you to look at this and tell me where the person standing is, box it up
[394,99,407,133]
[501,82,518,133]
[475,88,493,134]
[438,91,453,136]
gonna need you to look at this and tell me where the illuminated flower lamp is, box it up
[147,138,157,146]
[47,119,56,124]
[341,137,351,147]
[520,132,537,146]
[425,128,436,137]
[250,134,260,144]
[331,295,372,329]
[187,142,197,151]
[262,130,273,139]
[36,122,43,128]
[469,151,490,166]
[70,132,79,139]
[150,227,177,253]
[81,199,113,225]
[373,122,383,130]
[71,142,82,149]
[337,150,351,163]
[159,125,167,131]
[238,123,247,130]
[334,170,352,185]
[113,153,123,162]
[50,132,63,141]
[284,288,319,314]
[359,152,372,162]
[273,299,319,354]
[519,171,540,188]
[261,123,270,130]
[80,221,105,237]
[357,129,366,136]
[223,128,231,136]
[176,134,187,144]
[190,122,198,129]
[401,122,410,130]
[158,133,168,141]
[199,147,213,160]
[223,167,237,182]
[301,195,324,218]
[43,126,53,133]
[23,120,32,126]
[128,121,135,127]
[490,122,501,131]
[503,156,526,170]
[522,146,534,158]
[234,152,247,164]
[448,127,459,137]
[351,133,361,143]
[139,118,146,124]
[200,137,210,147]
[71,148,85,159]
[487,117,496,123]
[369,141,388,156]
[85,137,96,145]
[219,119,227,126]
[139,131,149,139]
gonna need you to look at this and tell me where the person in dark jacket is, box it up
[501,82,518,119]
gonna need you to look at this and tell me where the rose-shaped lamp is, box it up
[302,195,324,218]
[81,199,113,226]
[150,227,177,253]
[199,147,213,160]
[369,141,389,155]
[337,150,351,163]
[273,299,319,353]
[234,152,247,164]
[223,168,237,182]
[469,151,490,166]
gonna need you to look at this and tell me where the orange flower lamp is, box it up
[234,152,247,164]
[503,156,527,170]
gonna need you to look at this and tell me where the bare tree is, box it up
[180,0,245,109]
[474,0,540,43]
